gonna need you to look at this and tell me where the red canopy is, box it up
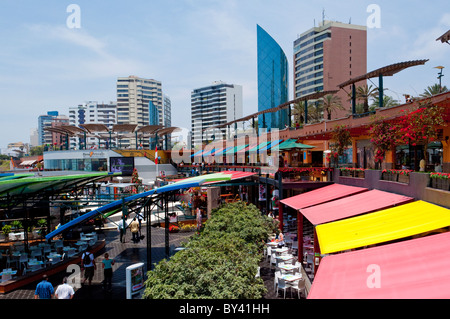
[280,184,368,210]
[308,232,450,299]
[301,189,414,225]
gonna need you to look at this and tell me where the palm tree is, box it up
[371,95,399,108]
[321,94,344,120]
[420,83,448,97]
[291,101,305,126]
[355,85,378,114]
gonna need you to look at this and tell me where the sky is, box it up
[0,0,449,151]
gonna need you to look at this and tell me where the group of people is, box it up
[34,249,116,299]
[118,213,143,243]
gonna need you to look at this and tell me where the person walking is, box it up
[137,213,143,235]
[102,253,115,292]
[81,246,96,286]
[130,218,140,243]
[55,277,75,299]
[34,274,54,299]
[118,218,127,243]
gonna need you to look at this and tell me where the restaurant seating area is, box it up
[263,231,312,299]
[0,231,98,283]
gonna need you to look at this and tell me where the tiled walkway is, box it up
[0,226,304,300]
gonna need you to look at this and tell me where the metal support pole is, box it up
[145,202,152,270]
[352,84,356,115]
[304,100,308,124]
[379,74,384,109]
[164,194,169,259]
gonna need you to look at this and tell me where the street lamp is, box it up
[435,66,445,92]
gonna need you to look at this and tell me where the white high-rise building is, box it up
[117,76,164,148]
[191,81,243,147]
[68,101,117,149]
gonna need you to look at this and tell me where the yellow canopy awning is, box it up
[316,201,450,254]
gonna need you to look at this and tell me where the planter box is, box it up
[398,174,410,184]
[432,178,450,191]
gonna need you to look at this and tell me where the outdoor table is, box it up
[1,269,17,282]
[276,255,295,262]
[281,274,302,283]
[28,260,44,271]
[277,264,297,274]
[272,247,289,255]
[266,242,280,247]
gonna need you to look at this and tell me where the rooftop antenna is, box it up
[322,8,325,25]
[349,17,352,24]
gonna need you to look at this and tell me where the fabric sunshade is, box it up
[272,139,315,151]
[280,184,368,210]
[248,141,271,153]
[301,189,414,225]
[308,231,450,299]
[316,200,450,254]
[259,139,283,152]
[225,144,248,155]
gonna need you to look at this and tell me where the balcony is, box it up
[336,169,450,209]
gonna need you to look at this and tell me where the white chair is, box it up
[19,254,28,270]
[266,246,272,261]
[6,256,19,269]
[305,254,314,272]
[274,271,281,292]
[43,245,51,254]
[67,248,77,257]
[31,250,42,260]
[255,266,260,278]
[291,278,307,299]
[277,278,292,299]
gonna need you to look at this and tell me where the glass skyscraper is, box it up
[257,25,289,130]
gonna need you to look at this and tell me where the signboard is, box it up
[126,262,145,299]
[110,157,135,176]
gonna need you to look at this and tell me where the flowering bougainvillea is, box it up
[430,172,450,179]
[382,169,413,176]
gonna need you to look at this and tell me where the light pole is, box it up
[435,66,445,92]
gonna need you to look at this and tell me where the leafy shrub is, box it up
[143,201,277,299]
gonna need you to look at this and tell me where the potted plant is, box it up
[11,220,22,230]
[1,225,12,241]
[37,218,47,238]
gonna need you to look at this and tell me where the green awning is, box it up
[248,141,271,153]
[225,144,249,155]
[272,139,315,151]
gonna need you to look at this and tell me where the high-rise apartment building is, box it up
[191,81,243,147]
[293,20,367,119]
[257,25,289,130]
[38,111,59,145]
[68,101,117,149]
[116,76,164,147]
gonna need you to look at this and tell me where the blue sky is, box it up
[0,0,449,150]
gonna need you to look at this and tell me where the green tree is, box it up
[420,83,448,97]
[291,101,305,126]
[143,202,277,299]
[371,95,399,108]
[321,94,344,120]
[355,84,378,114]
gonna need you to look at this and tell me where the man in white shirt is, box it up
[55,277,75,299]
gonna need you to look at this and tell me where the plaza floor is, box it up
[0,225,303,300]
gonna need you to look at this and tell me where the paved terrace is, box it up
[0,226,307,300]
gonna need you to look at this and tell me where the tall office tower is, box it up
[293,20,367,119]
[257,25,289,130]
[68,101,117,149]
[38,111,59,145]
[191,81,243,148]
[116,75,163,148]
[163,95,172,127]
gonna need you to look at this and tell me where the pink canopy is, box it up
[280,184,368,210]
[308,232,450,299]
[301,189,414,225]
